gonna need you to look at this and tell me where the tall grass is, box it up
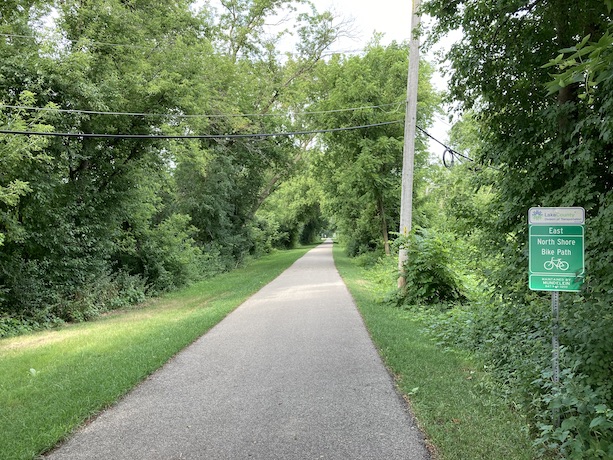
[0,247,312,460]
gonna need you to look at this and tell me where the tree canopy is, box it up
[0,0,333,323]
[421,0,613,456]
[311,40,437,256]
[0,1,439,331]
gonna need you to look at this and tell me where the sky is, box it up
[311,0,413,51]
[202,0,454,158]
[308,0,454,159]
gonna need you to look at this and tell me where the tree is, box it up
[543,1,613,104]
[257,160,327,248]
[0,93,54,247]
[423,1,613,455]
[0,0,219,322]
[0,0,352,331]
[312,41,438,256]
[175,0,348,261]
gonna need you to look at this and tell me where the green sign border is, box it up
[529,225,584,274]
[528,208,585,292]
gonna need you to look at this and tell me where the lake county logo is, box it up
[530,209,544,221]
[529,207,585,225]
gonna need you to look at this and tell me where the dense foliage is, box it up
[311,40,438,256]
[394,227,466,305]
[415,0,613,457]
[0,0,349,335]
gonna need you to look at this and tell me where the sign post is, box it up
[551,290,560,426]
[528,207,585,427]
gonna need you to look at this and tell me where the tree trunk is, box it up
[555,7,579,142]
[378,195,390,256]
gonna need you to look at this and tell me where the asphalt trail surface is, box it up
[47,242,429,459]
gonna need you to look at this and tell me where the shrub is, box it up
[532,363,613,459]
[423,290,613,457]
[396,227,466,305]
[52,270,147,323]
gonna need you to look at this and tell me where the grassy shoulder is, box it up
[333,245,538,460]
[0,246,313,460]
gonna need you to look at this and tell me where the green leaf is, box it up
[590,416,607,429]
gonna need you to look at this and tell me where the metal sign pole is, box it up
[552,290,560,427]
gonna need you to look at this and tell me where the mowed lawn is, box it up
[0,246,312,460]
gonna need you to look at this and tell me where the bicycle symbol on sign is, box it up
[544,257,569,271]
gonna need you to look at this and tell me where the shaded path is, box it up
[47,242,428,459]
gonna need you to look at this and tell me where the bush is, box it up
[533,365,613,459]
[0,265,147,337]
[0,258,59,320]
[249,214,284,256]
[0,314,64,338]
[114,213,205,294]
[396,227,466,305]
[52,271,147,323]
[423,290,613,458]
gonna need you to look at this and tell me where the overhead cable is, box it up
[0,120,402,139]
[0,32,366,57]
[0,102,403,119]
[0,120,465,164]
[416,125,473,163]
[0,33,151,49]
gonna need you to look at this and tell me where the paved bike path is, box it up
[47,242,429,459]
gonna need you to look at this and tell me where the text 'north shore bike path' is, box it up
[47,242,429,460]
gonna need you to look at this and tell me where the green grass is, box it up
[0,246,312,460]
[333,246,538,460]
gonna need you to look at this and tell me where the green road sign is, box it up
[528,208,585,292]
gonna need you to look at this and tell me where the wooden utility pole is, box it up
[398,0,421,288]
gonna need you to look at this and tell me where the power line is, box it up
[0,102,403,119]
[0,120,402,139]
[1,103,460,160]
[0,118,463,163]
[432,114,453,127]
[416,125,473,163]
[0,33,152,49]
[0,32,367,57]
